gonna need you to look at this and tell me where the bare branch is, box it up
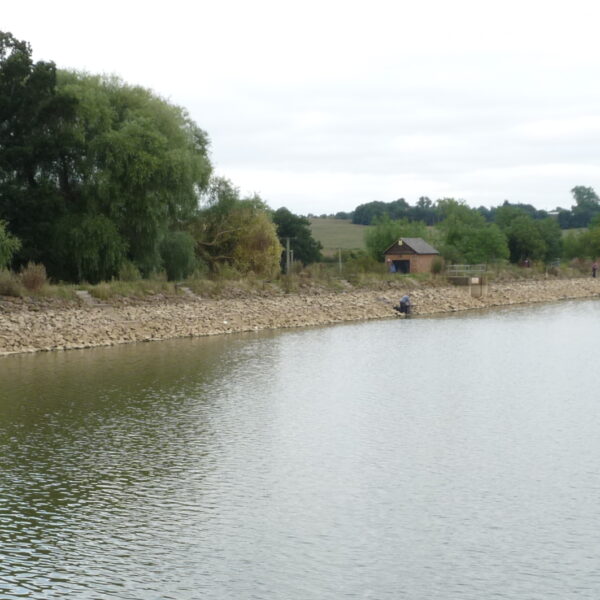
[195,227,242,246]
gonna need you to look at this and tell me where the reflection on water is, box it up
[2,301,600,599]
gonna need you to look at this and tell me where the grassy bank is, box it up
[0,258,596,307]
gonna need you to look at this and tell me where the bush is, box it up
[88,282,113,301]
[209,263,242,280]
[118,261,142,282]
[300,262,326,278]
[344,252,381,274]
[20,262,47,291]
[431,257,444,275]
[0,270,23,296]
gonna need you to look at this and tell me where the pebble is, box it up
[1,279,600,355]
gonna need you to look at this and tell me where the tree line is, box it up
[361,194,600,266]
[0,32,322,282]
[350,187,600,229]
[363,199,563,266]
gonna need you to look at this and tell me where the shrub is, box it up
[148,270,168,282]
[20,262,47,292]
[301,262,324,278]
[0,270,23,296]
[431,257,444,275]
[187,277,216,297]
[344,252,380,274]
[210,263,242,280]
[88,282,113,301]
[118,261,142,282]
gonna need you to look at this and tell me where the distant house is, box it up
[383,237,439,274]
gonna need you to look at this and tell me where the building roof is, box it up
[383,237,439,255]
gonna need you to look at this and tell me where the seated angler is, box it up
[394,294,411,316]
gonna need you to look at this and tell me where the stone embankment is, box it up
[1,278,600,356]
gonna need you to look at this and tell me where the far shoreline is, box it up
[2,277,600,357]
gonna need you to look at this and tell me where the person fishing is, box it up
[394,294,411,316]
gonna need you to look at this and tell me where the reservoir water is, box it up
[2,300,600,599]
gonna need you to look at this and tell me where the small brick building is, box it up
[383,237,439,274]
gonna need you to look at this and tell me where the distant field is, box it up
[309,218,370,253]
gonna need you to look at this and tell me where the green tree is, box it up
[352,201,388,225]
[352,199,410,225]
[0,31,78,267]
[190,178,282,277]
[437,199,487,228]
[0,221,21,269]
[51,214,126,283]
[436,200,509,263]
[364,215,428,261]
[57,71,212,275]
[272,207,322,266]
[564,223,600,260]
[0,33,213,281]
[535,218,562,262]
[445,223,509,264]
[571,186,599,204]
[562,230,588,259]
[160,231,197,281]
[556,208,573,229]
[410,196,437,225]
[232,207,283,276]
[587,227,600,259]
[490,202,527,230]
[504,215,547,263]
[569,186,600,228]
[334,211,352,220]
[493,203,561,263]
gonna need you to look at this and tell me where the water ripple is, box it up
[2,302,600,598]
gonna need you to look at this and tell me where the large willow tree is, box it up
[52,72,212,279]
[0,31,213,281]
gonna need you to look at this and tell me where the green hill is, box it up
[309,218,370,254]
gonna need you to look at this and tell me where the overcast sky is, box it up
[5,0,600,214]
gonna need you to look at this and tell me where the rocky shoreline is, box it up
[1,278,600,356]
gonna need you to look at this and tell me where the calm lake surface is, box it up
[2,300,600,599]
